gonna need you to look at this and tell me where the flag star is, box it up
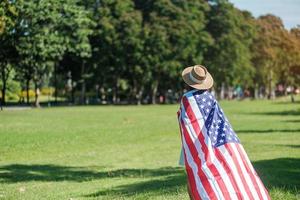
[200,105,204,109]
[202,98,206,102]
[219,139,224,143]
[217,120,222,124]
[221,133,225,137]
[207,101,211,106]
[206,108,209,113]
[223,127,226,131]
[216,125,219,129]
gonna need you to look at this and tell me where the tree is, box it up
[16,0,94,106]
[251,14,297,99]
[0,0,18,105]
[93,0,143,104]
[136,0,211,103]
[206,0,256,98]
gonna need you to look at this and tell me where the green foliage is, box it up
[0,68,21,100]
[0,0,17,35]
[0,0,299,103]
[206,1,256,87]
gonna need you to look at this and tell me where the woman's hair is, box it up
[184,84,195,91]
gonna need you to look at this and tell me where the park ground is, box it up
[0,98,299,200]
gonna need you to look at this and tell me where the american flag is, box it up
[177,90,270,200]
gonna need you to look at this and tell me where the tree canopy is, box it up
[0,0,299,105]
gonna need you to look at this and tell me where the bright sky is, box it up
[229,0,300,29]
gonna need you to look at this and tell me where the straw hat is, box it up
[182,65,214,90]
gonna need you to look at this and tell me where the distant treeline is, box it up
[0,0,299,106]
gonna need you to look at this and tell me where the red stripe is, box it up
[235,144,265,199]
[237,145,271,200]
[225,144,255,200]
[215,148,244,199]
[180,118,217,199]
[182,97,231,199]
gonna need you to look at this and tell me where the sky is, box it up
[229,0,300,29]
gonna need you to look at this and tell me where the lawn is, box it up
[0,99,299,200]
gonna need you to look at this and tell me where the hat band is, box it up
[189,72,204,84]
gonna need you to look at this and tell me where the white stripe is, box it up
[230,143,260,199]
[218,145,251,200]
[181,103,224,200]
[185,92,240,199]
[238,145,270,200]
[211,155,240,199]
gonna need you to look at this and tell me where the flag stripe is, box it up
[237,145,271,200]
[229,143,261,199]
[218,145,250,200]
[214,148,243,199]
[180,117,218,199]
[183,96,232,199]
[231,143,264,199]
[225,144,255,200]
[178,110,203,200]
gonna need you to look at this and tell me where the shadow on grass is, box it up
[85,158,300,198]
[276,144,300,149]
[236,129,300,133]
[283,119,300,123]
[1,159,299,197]
[85,171,186,198]
[0,164,184,183]
[251,109,300,116]
[273,100,300,105]
[253,158,300,190]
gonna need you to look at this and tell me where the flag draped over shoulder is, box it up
[177,90,270,200]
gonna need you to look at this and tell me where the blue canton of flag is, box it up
[193,90,240,147]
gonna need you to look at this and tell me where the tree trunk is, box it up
[54,62,58,104]
[34,80,40,108]
[1,66,6,105]
[112,77,119,104]
[131,80,137,104]
[80,61,86,105]
[254,84,258,99]
[291,93,295,103]
[71,78,75,104]
[220,82,225,100]
[151,80,158,104]
[267,70,275,99]
[26,78,30,105]
[136,86,144,105]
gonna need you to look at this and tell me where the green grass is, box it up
[0,99,299,200]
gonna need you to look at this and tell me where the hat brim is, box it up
[182,66,214,90]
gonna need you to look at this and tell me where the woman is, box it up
[177,65,270,200]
